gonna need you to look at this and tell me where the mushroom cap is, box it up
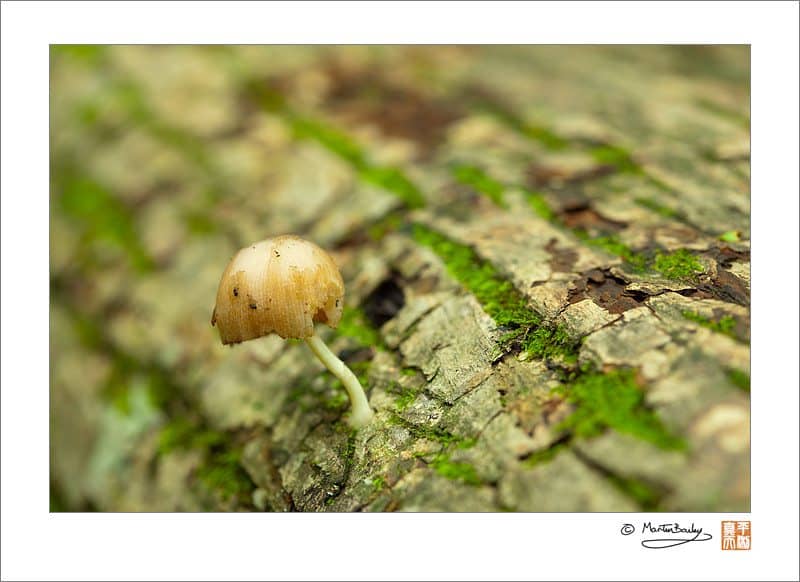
[211,235,345,344]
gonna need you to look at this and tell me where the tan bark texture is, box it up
[51,46,750,512]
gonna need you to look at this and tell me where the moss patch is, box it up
[337,307,384,348]
[389,414,476,449]
[573,230,648,272]
[411,224,580,361]
[653,249,704,280]
[395,389,417,412]
[371,475,386,492]
[523,441,569,467]
[451,164,506,207]
[682,310,741,340]
[195,448,255,503]
[606,473,663,510]
[249,84,425,208]
[430,454,482,486]
[156,417,255,504]
[718,230,742,243]
[524,188,557,221]
[635,197,679,219]
[590,144,640,174]
[726,368,750,392]
[57,173,154,273]
[474,99,568,150]
[556,368,686,451]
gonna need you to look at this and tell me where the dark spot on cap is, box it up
[274,249,280,257]
[249,303,257,309]
[233,288,239,297]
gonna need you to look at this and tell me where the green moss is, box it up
[337,307,383,348]
[371,476,386,492]
[359,166,426,209]
[476,101,568,150]
[290,115,365,166]
[322,389,350,411]
[635,197,679,218]
[573,230,648,272]
[726,368,750,392]
[606,474,662,510]
[523,442,569,467]
[681,310,741,341]
[523,324,579,363]
[524,189,557,221]
[389,414,472,448]
[653,249,704,280]
[430,454,481,486]
[157,417,225,456]
[156,417,254,503]
[451,164,506,207]
[697,99,750,129]
[556,368,686,451]
[51,44,106,62]
[184,211,218,235]
[395,390,417,412]
[457,437,478,450]
[411,224,537,328]
[719,230,742,243]
[367,212,403,241]
[249,84,425,208]
[196,448,255,502]
[411,224,580,361]
[591,144,641,174]
[57,174,154,273]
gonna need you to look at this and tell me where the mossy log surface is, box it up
[51,46,750,512]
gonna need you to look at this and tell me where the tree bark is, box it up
[50,45,750,512]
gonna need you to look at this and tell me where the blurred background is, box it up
[50,46,750,512]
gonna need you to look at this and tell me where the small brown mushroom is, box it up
[212,235,374,428]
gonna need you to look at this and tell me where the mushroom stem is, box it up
[305,334,375,428]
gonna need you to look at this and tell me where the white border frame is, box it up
[3,1,798,581]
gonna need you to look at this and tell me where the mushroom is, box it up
[211,235,375,428]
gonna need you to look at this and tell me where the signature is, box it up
[620,522,713,549]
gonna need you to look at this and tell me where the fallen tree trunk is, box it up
[50,45,750,512]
